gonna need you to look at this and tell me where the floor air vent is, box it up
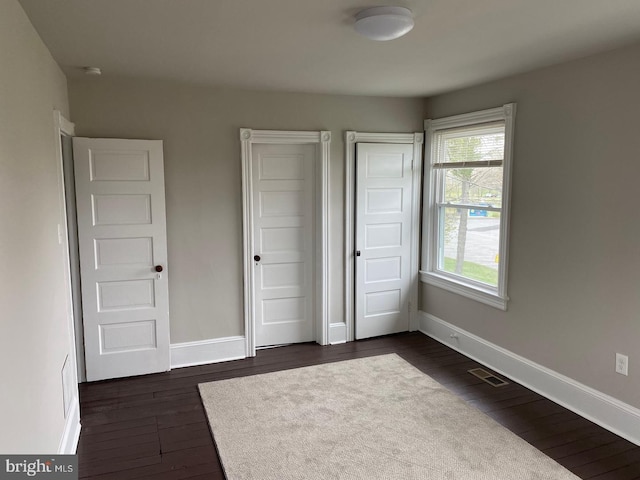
[468,368,509,387]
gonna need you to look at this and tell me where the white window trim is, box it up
[420,103,516,310]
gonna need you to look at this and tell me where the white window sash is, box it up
[436,203,502,212]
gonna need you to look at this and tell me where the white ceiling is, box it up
[18,0,640,97]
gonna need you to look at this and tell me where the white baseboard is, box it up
[419,311,640,446]
[58,398,81,454]
[170,336,246,369]
[329,323,347,344]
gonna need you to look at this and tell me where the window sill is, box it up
[419,270,508,311]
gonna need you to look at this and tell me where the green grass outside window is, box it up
[443,257,498,287]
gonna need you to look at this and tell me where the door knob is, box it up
[254,255,261,262]
[155,265,163,272]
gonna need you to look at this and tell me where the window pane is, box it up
[442,166,503,205]
[438,207,501,287]
[437,124,505,164]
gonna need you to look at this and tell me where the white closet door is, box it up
[73,138,170,381]
[252,143,315,347]
[355,143,413,339]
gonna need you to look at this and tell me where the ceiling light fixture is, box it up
[83,66,102,75]
[354,6,414,41]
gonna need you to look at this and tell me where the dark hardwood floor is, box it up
[77,332,640,479]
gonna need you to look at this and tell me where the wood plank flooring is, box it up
[77,332,640,479]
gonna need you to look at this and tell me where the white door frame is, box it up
[240,129,331,357]
[54,111,86,383]
[344,131,423,342]
[53,110,81,452]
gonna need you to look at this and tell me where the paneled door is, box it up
[355,143,414,339]
[252,143,315,347]
[73,138,170,381]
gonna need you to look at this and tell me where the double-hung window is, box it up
[421,104,516,310]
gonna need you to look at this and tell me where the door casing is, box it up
[53,110,82,451]
[344,131,424,342]
[240,129,330,357]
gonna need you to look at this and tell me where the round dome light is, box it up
[354,6,414,41]
[83,66,102,75]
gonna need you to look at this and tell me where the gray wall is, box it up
[422,42,640,409]
[0,0,72,452]
[68,79,423,343]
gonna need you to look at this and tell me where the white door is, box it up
[252,143,315,347]
[355,143,414,339]
[73,138,170,381]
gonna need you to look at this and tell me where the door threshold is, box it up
[256,343,293,350]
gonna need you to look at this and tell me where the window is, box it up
[421,104,516,310]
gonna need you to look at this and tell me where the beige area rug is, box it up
[199,354,580,480]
